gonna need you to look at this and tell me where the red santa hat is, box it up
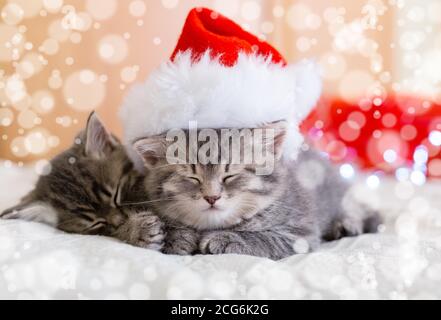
[170,7,286,67]
[120,7,321,161]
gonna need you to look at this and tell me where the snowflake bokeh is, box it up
[0,0,441,300]
[0,0,440,183]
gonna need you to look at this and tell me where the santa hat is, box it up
[120,7,321,162]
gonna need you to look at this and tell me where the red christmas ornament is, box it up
[301,94,441,179]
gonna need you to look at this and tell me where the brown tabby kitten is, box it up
[1,112,164,250]
[134,121,380,259]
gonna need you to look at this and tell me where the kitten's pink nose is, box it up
[204,195,220,206]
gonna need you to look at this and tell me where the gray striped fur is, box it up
[1,112,164,250]
[134,123,381,260]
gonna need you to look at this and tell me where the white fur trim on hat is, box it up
[120,51,321,163]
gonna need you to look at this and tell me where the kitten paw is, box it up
[162,227,199,255]
[199,231,246,255]
[162,242,195,255]
[326,217,363,241]
[113,211,165,250]
[136,213,165,250]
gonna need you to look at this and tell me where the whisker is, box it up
[118,197,191,206]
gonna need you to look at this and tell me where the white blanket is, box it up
[1,164,440,299]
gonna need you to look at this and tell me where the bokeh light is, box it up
[98,34,128,64]
[0,24,25,62]
[16,52,44,79]
[366,174,380,189]
[7,0,43,18]
[339,163,355,179]
[286,3,311,31]
[1,0,440,296]
[120,65,139,83]
[241,1,261,21]
[0,0,439,182]
[1,3,24,25]
[48,19,71,42]
[43,0,64,13]
[32,90,54,114]
[17,108,39,129]
[86,0,117,21]
[0,107,14,126]
[161,0,179,10]
[35,158,52,175]
[63,69,106,111]
[129,1,146,17]
[429,130,441,146]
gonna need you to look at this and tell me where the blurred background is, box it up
[0,0,440,179]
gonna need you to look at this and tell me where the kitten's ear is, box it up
[1,200,58,226]
[85,112,117,159]
[261,120,287,160]
[133,135,167,167]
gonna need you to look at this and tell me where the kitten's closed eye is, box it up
[76,211,104,223]
[186,176,202,184]
[83,219,109,235]
[100,187,112,198]
[222,174,239,183]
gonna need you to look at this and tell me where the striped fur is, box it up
[135,127,381,260]
[1,113,164,250]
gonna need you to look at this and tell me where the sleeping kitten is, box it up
[133,121,380,260]
[1,112,164,250]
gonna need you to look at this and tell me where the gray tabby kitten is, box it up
[1,112,164,250]
[133,121,380,260]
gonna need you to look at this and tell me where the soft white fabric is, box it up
[119,51,321,163]
[1,164,441,300]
